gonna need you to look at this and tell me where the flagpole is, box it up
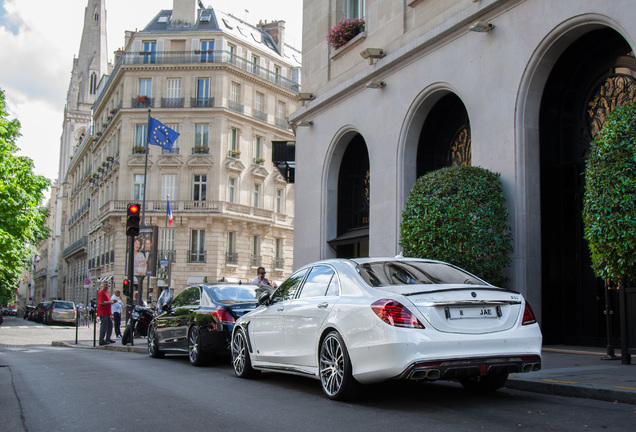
[142,108,151,226]
[164,194,169,260]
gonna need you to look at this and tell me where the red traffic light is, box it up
[128,204,140,214]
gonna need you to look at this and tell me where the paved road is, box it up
[2,316,635,432]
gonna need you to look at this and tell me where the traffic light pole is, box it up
[126,233,136,346]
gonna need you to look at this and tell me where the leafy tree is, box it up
[583,102,636,285]
[0,89,51,299]
[400,165,513,286]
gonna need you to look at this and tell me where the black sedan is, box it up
[148,283,269,366]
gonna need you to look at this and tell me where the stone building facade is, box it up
[62,0,299,304]
[290,0,636,346]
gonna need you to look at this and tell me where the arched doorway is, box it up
[540,28,636,345]
[328,133,370,257]
[417,93,471,176]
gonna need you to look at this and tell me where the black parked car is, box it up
[34,301,52,323]
[148,283,269,366]
[24,305,35,320]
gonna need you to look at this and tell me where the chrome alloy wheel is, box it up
[231,331,246,375]
[188,327,200,365]
[319,333,345,397]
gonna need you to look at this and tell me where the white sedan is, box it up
[231,257,542,400]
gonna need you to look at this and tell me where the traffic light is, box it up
[123,279,131,296]
[126,203,140,236]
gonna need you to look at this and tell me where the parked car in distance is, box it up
[148,283,270,366]
[45,300,77,325]
[231,257,543,401]
[34,301,52,323]
[24,305,35,320]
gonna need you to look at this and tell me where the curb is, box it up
[52,340,146,354]
[505,378,636,405]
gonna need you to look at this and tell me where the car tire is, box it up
[459,372,509,392]
[188,326,208,366]
[319,331,360,401]
[231,329,260,378]
[147,327,164,358]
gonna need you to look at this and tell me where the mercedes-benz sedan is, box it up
[231,257,542,400]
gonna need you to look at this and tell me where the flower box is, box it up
[137,95,150,104]
[230,149,241,158]
[327,17,365,49]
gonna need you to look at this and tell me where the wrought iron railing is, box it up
[188,250,206,263]
[226,252,239,265]
[161,97,184,108]
[191,97,214,108]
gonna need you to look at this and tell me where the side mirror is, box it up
[257,290,271,306]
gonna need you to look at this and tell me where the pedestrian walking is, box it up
[97,282,116,345]
[110,289,123,339]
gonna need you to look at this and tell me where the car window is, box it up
[271,269,308,303]
[171,286,200,308]
[298,266,336,299]
[357,261,488,287]
[205,285,260,303]
[54,302,74,309]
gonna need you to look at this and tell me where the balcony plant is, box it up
[132,145,146,153]
[137,95,150,104]
[255,157,265,164]
[327,17,365,49]
[194,145,208,154]
[230,149,241,157]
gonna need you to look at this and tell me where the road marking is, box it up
[541,379,579,384]
[613,386,636,391]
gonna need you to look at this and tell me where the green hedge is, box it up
[400,165,512,286]
[583,102,636,285]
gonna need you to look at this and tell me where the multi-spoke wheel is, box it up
[188,325,208,366]
[231,329,259,378]
[460,372,509,392]
[147,327,164,358]
[319,331,359,400]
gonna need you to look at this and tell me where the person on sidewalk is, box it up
[251,267,272,287]
[97,282,116,345]
[110,289,123,339]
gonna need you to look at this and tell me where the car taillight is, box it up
[522,301,537,326]
[211,307,235,324]
[371,299,425,329]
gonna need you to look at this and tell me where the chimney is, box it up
[171,0,197,26]
[258,20,286,55]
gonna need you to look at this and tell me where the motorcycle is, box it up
[121,304,154,345]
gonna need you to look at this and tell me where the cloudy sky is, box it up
[0,0,302,201]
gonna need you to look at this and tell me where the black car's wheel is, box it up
[459,372,509,392]
[188,326,208,366]
[231,329,259,378]
[319,331,359,401]
[147,327,164,358]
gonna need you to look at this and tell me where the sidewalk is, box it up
[53,337,636,405]
[505,346,636,405]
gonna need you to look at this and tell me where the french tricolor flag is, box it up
[167,199,173,226]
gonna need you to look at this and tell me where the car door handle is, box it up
[317,302,328,309]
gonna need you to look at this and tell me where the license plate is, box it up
[447,306,498,319]
[59,312,69,316]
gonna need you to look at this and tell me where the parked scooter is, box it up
[121,304,154,345]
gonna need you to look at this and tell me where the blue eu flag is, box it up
[148,117,179,151]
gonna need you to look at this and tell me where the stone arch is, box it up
[322,127,370,258]
[515,14,635,340]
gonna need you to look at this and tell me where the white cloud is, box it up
[0,0,302,201]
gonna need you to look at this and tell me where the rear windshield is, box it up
[54,302,74,309]
[204,285,260,303]
[357,261,488,287]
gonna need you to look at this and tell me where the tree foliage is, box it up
[400,165,513,286]
[0,89,51,297]
[583,102,636,285]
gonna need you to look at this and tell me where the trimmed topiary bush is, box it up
[400,165,513,286]
[583,102,636,286]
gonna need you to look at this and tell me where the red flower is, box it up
[327,18,365,49]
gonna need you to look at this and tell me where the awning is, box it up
[97,275,113,283]
[327,227,369,247]
[224,277,239,283]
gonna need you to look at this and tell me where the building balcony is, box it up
[161,97,184,108]
[229,100,244,114]
[63,236,88,259]
[158,250,176,262]
[188,250,206,263]
[162,146,180,155]
[251,255,262,267]
[274,257,285,270]
[253,109,267,122]
[192,146,209,154]
[132,97,154,108]
[276,118,289,130]
[191,97,214,108]
[226,252,239,265]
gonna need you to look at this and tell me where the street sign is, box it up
[84,278,91,286]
